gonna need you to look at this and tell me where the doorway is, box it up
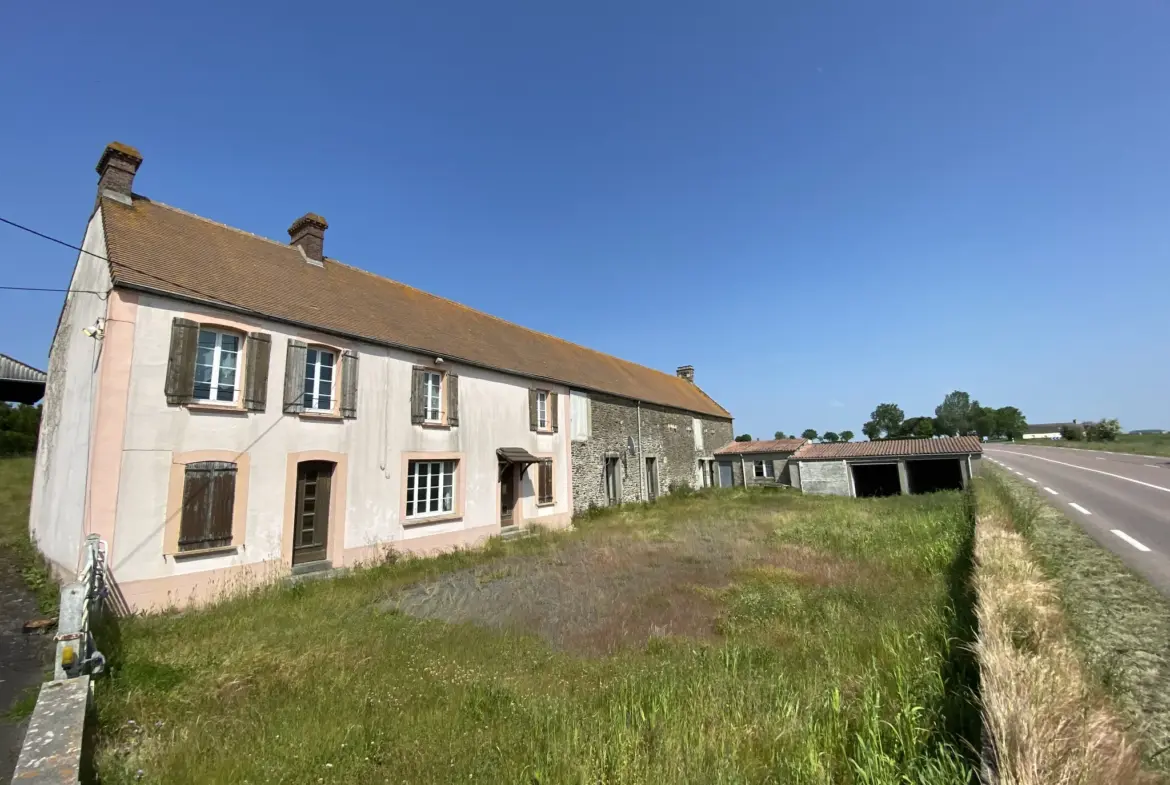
[604,457,621,506]
[906,459,964,494]
[499,461,518,527]
[293,461,334,565]
[645,457,659,501]
[718,461,733,488]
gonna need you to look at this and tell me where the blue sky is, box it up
[2,1,1167,436]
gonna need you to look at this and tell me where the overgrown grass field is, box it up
[1025,433,1170,458]
[95,489,978,784]
[0,456,57,614]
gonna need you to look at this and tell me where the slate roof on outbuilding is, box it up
[714,438,807,455]
[794,436,983,461]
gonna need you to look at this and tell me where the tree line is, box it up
[0,403,41,457]
[860,391,1026,441]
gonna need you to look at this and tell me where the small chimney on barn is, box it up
[676,365,695,383]
[96,142,143,205]
[288,213,328,262]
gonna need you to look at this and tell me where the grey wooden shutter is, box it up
[283,339,307,413]
[549,391,559,433]
[179,461,236,551]
[340,351,359,419]
[165,318,199,405]
[243,332,271,412]
[446,373,459,426]
[410,366,425,424]
[529,389,539,431]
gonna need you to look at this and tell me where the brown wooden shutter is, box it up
[243,332,271,412]
[539,459,553,504]
[549,391,559,433]
[340,350,359,419]
[528,389,538,431]
[410,366,425,424]
[164,318,199,405]
[178,461,237,551]
[446,373,459,426]
[283,339,307,413]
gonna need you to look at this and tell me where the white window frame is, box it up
[303,347,336,412]
[423,371,443,423]
[406,459,456,519]
[753,459,774,478]
[193,328,241,405]
[536,390,549,430]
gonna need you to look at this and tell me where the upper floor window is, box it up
[303,347,335,412]
[423,371,443,422]
[536,390,549,430]
[193,328,240,404]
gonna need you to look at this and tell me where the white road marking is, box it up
[1111,530,1151,552]
[1043,487,1059,495]
[1068,503,1091,515]
[1147,464,1160,469]
[1096,457,1105,461]
[986,450,1170,494]
[1013,471,1024,476]
[1027,478,1038,483]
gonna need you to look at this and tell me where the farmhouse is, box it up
[711,438,807,487]
[30,143,732,611]
[790,436,982,497]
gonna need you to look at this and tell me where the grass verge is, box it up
[1019,433,1170,458]
[93,489,979,784]
[0,456,57,615]
[978,471,1170,781]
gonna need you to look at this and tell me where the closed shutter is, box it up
[539,460,553,504]
[340,350,359,419]
[178,461,237,551]
[528,389,538,431]
[410,366,425,424]
[164,318,199,405]
[243,332,271,412]
[283,339,307,413]
[446,373,459,426]
[549,392,559,433]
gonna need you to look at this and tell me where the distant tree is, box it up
[862,421,881,441]
[870,403,905,438]
[823,431,840,443]
[774,431,787,440]
[1060,424,1084,442]
[898,416,934,439]
[934,391,974,436]
[971,403,998,440]
[839,430,854,442]
[734,434,752,442]
[994,406,1027,441]
[1085,419,1122,442]
[801,429,819,442]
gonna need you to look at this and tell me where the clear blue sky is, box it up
[2,2,1167,436]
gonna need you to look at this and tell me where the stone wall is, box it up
[570,391,732,512]
[796,460,852,496]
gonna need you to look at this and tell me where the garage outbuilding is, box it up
[790,436,982,497]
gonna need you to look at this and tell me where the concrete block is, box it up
[10,676,90,784]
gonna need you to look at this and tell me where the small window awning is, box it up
[497,447,541,465]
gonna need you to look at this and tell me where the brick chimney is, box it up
[676,365,695,383]
[288,213,328,262]
[96,142,143,205]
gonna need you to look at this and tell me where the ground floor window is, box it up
[179,461,236,551]
[407,460,456,518]
[753,459,774,478]
[537,459,554,504]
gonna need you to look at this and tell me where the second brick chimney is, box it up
[288,213,328,263]
[96,142,143,205]
[676,365,695,383]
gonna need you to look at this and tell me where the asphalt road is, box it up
[983,443,1170,596]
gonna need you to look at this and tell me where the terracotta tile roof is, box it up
[794,436,983,461]
[99,196,731,418]
[714,438,807,455]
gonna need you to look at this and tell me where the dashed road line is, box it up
[1068,502,1092,515]
[1043,487,1059,495]
[986,450,1170,494]
[1111,530,1151,552]
[1026,477,1038,483]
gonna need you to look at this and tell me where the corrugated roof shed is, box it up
[794,436,983,461]
[0,354,47,404]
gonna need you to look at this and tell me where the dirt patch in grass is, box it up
[387,527,868,655]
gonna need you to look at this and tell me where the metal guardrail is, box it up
[53,534,108,680]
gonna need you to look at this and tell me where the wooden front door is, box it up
[499,462,517,527]
[293,461,333,565]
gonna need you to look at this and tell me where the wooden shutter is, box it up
[446,373,459,426]
[283,339,307,413]
[178,461,237,551]
[164,318,199,405]
[549,392,559,433]
[243,332,271,412]
[539,460,553,504]
[528,389,539,431]
[340,351,359,419]
[410,366,425,424]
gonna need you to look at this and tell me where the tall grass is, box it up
[93,490,978,784]
[0,456,57,614]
